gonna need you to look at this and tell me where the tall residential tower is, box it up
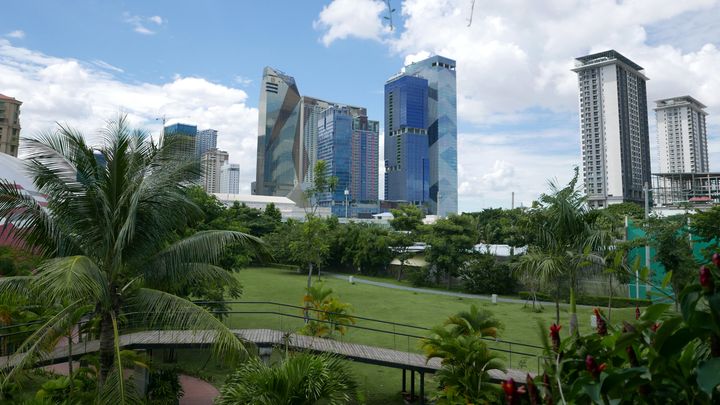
[0,94,21,157]
[384,55,458,216]
[655,96,709,173]
[572,50,651,208]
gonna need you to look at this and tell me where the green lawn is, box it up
[205,267,640,404]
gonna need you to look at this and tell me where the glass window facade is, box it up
[255,67,302,197]
[404,55,458,216]
[384,75,430,206]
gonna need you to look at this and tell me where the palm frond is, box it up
[144,230,266,276]
[125,288,247,363]
[33,256,108,306]
[0,301,91,387]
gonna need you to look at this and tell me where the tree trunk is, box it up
[607,276,613,323]
[569,288,578,335]
[397,261,405,281]
[555,282,561,323]
[98,313,115,385]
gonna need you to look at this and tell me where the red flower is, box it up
[594,308,607,336]
[585,355,606,379]
[712,252,720,268]
[700,265,714,292]
[527,374,540,405]
[651,323,660,332]
[502,378,517,405]
[549,323,562,352]
[635,305,641,320]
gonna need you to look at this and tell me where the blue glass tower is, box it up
[404,55,458,216]
[317,106,353,216]
[384,75,430,206]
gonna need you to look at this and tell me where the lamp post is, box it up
[344,189,350,218]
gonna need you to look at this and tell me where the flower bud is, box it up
[700,265,714,292]
[712,253,720,268]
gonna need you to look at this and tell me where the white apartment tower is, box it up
[655,96,709,173]
[572,50,651,208]
[220,163,240,194]
[201,148,229,194]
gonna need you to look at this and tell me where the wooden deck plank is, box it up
[0,328,531,381]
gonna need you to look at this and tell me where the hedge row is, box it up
[518,291,652,308]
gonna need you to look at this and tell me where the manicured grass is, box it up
[217,267,639,404]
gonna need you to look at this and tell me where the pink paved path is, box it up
[179,375,219,405]
[42,362,219,404]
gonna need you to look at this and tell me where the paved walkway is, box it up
[41,361,217,405]
[329,273,541,304]
[179,375,219,405]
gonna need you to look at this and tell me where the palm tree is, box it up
[512,169,612,334]
[444,304,502,338]
[216,352,357,405]
[422,307,504,403]
[0,117,261,399]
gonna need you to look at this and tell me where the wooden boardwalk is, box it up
[0,329,529,382]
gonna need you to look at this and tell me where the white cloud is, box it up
[0,39,259,194]
[234,75,253,87]
[6,30,25,39]
[123,13,165,35]
[314,0,390,46]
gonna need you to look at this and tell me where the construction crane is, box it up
[384,0,396,31]
[467,0,476,27]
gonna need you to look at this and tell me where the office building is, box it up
[219,163,240,194]
[572,50,651,208]
[0,94,21,157]
[196,129,218,158]
[164,123,197,160]
[384,75,430,206]
[385,55,458,216]
[255,67,302,199]
[351,115,380,203]
[316,106,378,217]
[200,148,228,194]
[254,66,372,207]
[655,96,709,173]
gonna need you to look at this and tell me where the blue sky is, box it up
[2,0,719,211]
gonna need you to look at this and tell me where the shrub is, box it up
[460,255,517,295]
[406,267,435,287]
[147,368,184,405]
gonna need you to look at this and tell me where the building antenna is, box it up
[467,0,476,27]
[383,0,396,31]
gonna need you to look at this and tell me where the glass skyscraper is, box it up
[403,55,458,216]
[384,75,430,206]
[317,106,379,217]
[255,67,302,199]
[351,116,379,203]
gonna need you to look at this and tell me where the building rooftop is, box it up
[654,95,707,110]
[574,50,644,71]
[0,94,21,103]
[211,193,297,205]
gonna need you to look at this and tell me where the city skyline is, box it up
[1,0,719,211]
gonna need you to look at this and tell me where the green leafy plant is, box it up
[501,253,720,404]
[216,353,357,405]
